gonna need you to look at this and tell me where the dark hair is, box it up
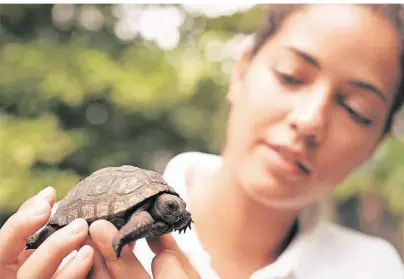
[251,4,404,135]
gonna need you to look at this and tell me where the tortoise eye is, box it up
[166,201,179,211]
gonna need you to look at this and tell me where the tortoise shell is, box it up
[49,165,178,226]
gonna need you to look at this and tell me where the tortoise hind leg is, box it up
[25,224,61,249]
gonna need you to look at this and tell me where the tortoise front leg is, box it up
[112,210,155,258]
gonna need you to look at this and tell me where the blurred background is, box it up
[0,4,403,260]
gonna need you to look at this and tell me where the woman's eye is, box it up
[274,70,302,85]
[336,95,373,126]
[344,105,373,126]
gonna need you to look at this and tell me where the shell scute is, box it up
[113,174,146,196]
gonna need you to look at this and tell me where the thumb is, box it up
[18,186,56,211]
[152,251,189,279]
[147,234,200,279]
[147,234,179,255]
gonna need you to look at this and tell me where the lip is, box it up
[262,142,313,177]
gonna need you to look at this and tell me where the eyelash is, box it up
[275,71,303,86]
[273,70,373,127]
[336,95,373,126]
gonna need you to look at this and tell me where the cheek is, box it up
[243,64,289,113]
[151,204,166,219]
[315,133,375,187]
[229,66,290,139]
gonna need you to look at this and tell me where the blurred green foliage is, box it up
[0,4,402,216]
[334,138,404,215]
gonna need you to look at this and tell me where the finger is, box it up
[17,218,89,279]
[147,235,200,279]
[0,187,55,264]
[17,249,35,264]
[152,251,189,279]
[18,186,56,211]
[87,246,113,279]
[89,220,151,279]
[83,235,112,279]
[52,245,95,279]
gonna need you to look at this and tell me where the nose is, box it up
[288,91,330,148]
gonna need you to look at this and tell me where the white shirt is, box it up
[134,151,404,279]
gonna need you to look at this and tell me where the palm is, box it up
[2,250,34,279]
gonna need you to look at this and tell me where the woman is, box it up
[0,3,403,279]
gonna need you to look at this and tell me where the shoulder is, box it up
[309,222,403,278]
[162,151,221,188]
[163,151,221,176]
[162,152,202,181]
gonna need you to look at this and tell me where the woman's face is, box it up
[224,5,401,208]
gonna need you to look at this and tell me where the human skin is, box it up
[0,4,402,279]
[187,4,401,278]
[0,187,95,279]
[0,186,198,279]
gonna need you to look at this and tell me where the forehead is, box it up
[259,4,402,99]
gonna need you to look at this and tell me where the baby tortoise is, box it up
[25,165,193,258]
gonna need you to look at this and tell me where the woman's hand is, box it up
[87,219,201,279]
[0,187,95,279]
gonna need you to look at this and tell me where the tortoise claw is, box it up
[175,219,193,234]
[114,242,123,259]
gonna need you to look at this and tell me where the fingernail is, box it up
[32,200,49,216]
[78,245,93,259]
[89,220,114,245]
[68,218,88,235]
[36,186,54,200]
[162,251,181,265]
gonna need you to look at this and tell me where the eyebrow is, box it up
[286,46,320,68]
[285,46,389,105]
[348,81,388,105]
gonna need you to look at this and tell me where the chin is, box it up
[235,160,315,210]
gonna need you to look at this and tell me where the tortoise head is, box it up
[152,193,187,223]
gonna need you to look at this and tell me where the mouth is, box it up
[163,214,180,223]
[263,142,313,177]
[295,161,311,175]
